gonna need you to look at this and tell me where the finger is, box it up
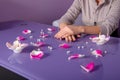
[54,32,59,38]
[71,35,76,41]
[55,30,67,38]
[54,32,64,39]
[61,33,71,38]
[68,36,72,42]
[65,36,69,42]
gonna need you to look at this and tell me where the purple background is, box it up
[0,0,73,24]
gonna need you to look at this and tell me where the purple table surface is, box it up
[0,20,120,80]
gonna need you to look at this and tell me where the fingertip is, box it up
[77,34,81,38]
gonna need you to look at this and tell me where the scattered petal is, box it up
[6,40,28,53]
[32,42,44,47]
[22,29,31,34]
[90,35,110,45]
[59,43,70,48]
[47,28,55,32]
[91,50,103,58]
[68,54,85,60]
[30,50,44,59]
[80,62,95,72]
[16,36,25,41]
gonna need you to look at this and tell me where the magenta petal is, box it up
[22,29,31,34]
[30,50,44,59]
[96,50,102,55]
[92,50,103,57]
[68,54,79,60]
[47,28,55,32]
[85,62,95,72]
[16,36,25,41]
[68,54,85,60]
[59,43,70,48]
[80,62,95,72]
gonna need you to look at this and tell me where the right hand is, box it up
[57,23,81,42]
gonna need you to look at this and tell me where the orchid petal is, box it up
[68,54,85,60]
[91,50,103,57]
[22,29,31,34]
[16,36,25,41]
[90,35,110,45]
[59,43,70,48]
[80,62,95,72]
[6,40,28,53]
[47,28,55,32]
[30,50,44,59]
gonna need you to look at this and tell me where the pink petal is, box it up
[59,43,70,48]
[30,50,44,59]
[22,29,31,34]
[96,50,102,55]
[80,62,95,72]
[47,28,55,32]
[68,54,85,60]
[92,50,103,57]
[16,36,25,41]
[86,62,95,71]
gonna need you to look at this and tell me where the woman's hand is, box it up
[64,34,81,42]
[55,25,84,39]
[54,25,83,42]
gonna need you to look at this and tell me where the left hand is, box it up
[54,25,81,39]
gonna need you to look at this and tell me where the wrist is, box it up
[59,23,68,29]
[78,26,85,33]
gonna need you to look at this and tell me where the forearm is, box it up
[78,26,101,34]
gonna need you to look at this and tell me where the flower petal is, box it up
[68,54,85,60]
[90,35,110,45]
[30,50,44,59]
[91,50,103,57]
[6,40,28,53]
[16,36,25,41]
[22,29,31,34]
[80,62,95,72]
[47,28,55,32]
[59,43,70,48]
